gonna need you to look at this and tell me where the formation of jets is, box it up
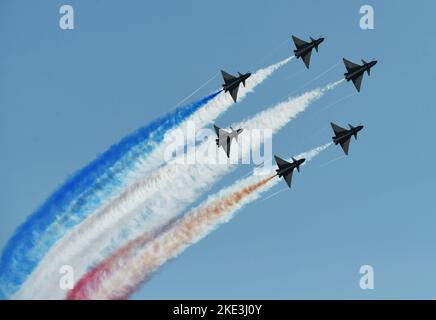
[213,120,365,188]
[220,35,376,104]
[271,122,364,187]
[214,34,374,188]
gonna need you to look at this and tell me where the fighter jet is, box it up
[331,122,364,155]
[221,70,251,103]
[292,35,325,69]
[343,58,377,92]
[214,124,243,158]
[274,155,306,188]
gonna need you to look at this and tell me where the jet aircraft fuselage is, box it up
[332,125,364,145]
[344,60,377,82]
[294,37,324,59]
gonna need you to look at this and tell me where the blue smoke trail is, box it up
[0,91,221,299]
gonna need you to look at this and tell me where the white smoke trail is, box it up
[70,143,332,300]
[16,78,341,300]
[13,56,293,300]
[124,56,294,181]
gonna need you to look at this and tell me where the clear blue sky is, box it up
[1,0,435,299]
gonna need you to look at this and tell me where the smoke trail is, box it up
[0,91,218,298]
[126,56,294,180]
[67,144,331,300]
[8,56,294,299]
[16,80,341,299]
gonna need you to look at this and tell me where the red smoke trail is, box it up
[67,175,275,300]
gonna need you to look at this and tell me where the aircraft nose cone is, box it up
[319,38,325,43]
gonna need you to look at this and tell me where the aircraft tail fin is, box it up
[348,124,358,139]
[238,72,245,85]
[310,37,319,52]
[361,59,371,76]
